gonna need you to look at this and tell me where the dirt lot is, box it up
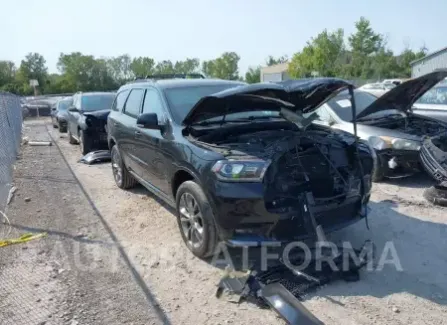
[1,118,447,325]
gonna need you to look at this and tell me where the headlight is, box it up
[368,136,420,151]
[211,159,271,182]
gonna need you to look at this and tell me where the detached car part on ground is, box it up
[312,71,447,181]
[66,92,115,155]
[107,77,374,258]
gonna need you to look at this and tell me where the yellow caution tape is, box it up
[0,233,47,247]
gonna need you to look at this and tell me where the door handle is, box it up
[113,122,119,126]
[135,131,142,137]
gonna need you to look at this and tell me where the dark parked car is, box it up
[67,92,115,155]
[51,97,73,132]
[107,76,374,258]
[310,71,447,181]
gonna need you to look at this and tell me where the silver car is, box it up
[309,71,447,181]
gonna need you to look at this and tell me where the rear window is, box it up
[81,94,115,112]
[164,84,242,123]
[416,87,447,105]
[58,99,72,111]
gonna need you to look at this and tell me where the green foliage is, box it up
[265,55,289,66]
[0,61,16,86]
[245,66,261,83]
[0,19,429,96]
[289,17,426,80]
[289,29,345,78]
[130,57,156,78]
[202,52,240,80]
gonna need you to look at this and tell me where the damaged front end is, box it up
[420,134,447,184]
[204,127,373,243]
[184,79,374,243]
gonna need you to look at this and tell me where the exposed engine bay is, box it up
[361,113,447,137]
[190,123,373,213]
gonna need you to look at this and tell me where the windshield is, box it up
[415,87,447,105]
[327,90,378,121]
[164,84,243,123]
[57,99,72,111]
[81,94,115,112]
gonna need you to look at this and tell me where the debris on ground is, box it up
[0,232,47,247]
[423,185,447,207]
[215,241,374,324]
[7,186,17,204]
[261,282,324,325]
[24,197,31,202]
[28,141,52,146]
[78,150,111,165]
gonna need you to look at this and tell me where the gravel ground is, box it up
[1,118,447,325]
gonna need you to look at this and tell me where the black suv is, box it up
[67,92,116,155]
[107,76,374,258]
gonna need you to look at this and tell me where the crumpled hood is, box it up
[82,109,110,120]
[182,78,352,125]
[356,70,447,120]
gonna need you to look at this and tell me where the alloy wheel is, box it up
[179,192,204,248]
[111,149,123,185]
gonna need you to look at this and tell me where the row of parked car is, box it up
[49,72,447,258]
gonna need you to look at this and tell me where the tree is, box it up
[245,66,261,83]
[289,29,345,78]
[107,54,134,84]
[348,17,384,78]
[57,52,116,91]
[16,53,48,93]
[397,47,428,77]
[155,60,175,74]
[174,58,200,74]
[130,57,156,78]
[0,61,16,86]
[202,52,240,80]
[265,55,288,66]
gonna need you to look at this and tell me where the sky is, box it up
[0,0,444,75]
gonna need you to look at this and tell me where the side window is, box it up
[112,90,130,111]
[142,89,165,119]
[314,106,333,122]
[123,89,144,117]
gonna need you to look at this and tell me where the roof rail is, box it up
[127,73,206,84]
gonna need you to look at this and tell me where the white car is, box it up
[358,83,394,97]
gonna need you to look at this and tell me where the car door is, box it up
[119,88,145,176]
[133,87,171,194]
[108,89,130,151]
[68,94,81,137]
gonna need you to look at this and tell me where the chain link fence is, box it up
[0,92,23,215]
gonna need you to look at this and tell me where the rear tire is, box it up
[111,145,138,189]
[176,181,218,258]
[58,121,67,133]
[67,128,77,144]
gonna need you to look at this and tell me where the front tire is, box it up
[111,145,138,189]
[79,130,92,155]
[67,128,77,144]
[176,181,218,258]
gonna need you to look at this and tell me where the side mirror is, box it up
[68,106,79,112]
[137,113,161,130]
